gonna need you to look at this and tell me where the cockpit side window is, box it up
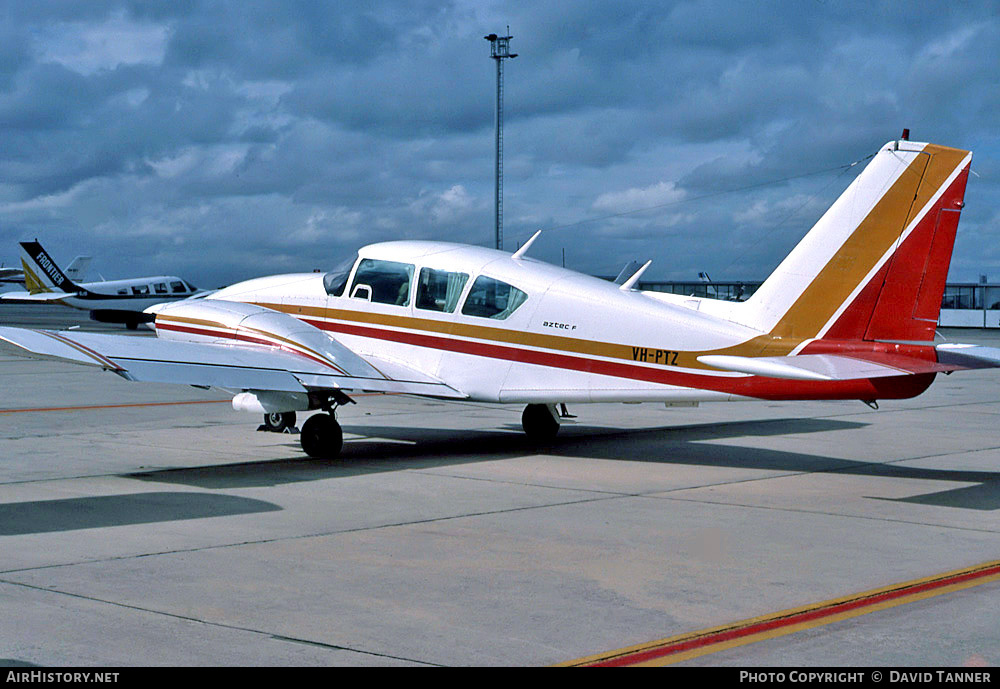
[461,276,528,320]
[350,258,414,306]
[323,254,359,297]
[415,268,469,313]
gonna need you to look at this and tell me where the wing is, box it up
[0,321,466,400]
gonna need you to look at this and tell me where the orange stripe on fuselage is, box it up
[257,301,715,368]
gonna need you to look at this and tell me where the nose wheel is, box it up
[261,411,297,432]
[300,413,343,458]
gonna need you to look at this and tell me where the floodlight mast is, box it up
[485,31,517,251]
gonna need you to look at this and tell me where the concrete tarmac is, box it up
[1,304,998,666]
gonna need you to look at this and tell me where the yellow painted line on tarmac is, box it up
[561,559,1000,667]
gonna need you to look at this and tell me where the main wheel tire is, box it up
[300,413,343,459]
[521,404,560,441]
[263,411,297,432]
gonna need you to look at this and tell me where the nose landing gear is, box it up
[260,411,297,433]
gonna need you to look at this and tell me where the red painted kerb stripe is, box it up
[581,561,1000,667]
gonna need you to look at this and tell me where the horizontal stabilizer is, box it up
[935,343,1000,370]
[0,291,75,302]
[698,352,957,381]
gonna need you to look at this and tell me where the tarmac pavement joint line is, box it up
[0,576,439,666]
[559,559,1000,667]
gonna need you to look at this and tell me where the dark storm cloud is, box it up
[0,0,997,288]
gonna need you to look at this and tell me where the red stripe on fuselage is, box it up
[304,318,934,401]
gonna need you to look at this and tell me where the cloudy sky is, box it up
[1,1,998,289]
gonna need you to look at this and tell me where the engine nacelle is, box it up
[232,391,310,414]
[146,298,380,378]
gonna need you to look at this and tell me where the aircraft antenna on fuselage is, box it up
[511,229,542,260]
[619,260,652,291]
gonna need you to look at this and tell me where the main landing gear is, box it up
[300,412,343,459]
[255,390,353,459]
[521,403,566,441]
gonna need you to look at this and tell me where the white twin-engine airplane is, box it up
[1,241,200,328]
[1,137,999,459]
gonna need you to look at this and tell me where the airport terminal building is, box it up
[637,280,1000,328]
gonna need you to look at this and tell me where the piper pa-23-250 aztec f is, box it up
[1,137,998,459]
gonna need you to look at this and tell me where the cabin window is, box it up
[350,258,414,306]
[170,281,187,294]
[323,254,359,297]
[154,283,168,294]
[461,276,528,320]
[131,285,150,295]
[415,268,469,313]
[117,288,128,295]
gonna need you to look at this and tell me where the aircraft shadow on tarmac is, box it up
[0,492,281,536]
[120,417,1000,511]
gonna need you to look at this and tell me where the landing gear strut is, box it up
[521,403,560,441]
[300,413,343,458]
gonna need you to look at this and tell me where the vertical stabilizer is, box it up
[65,256,93,282]
[19,241,80,295]
[740,140,972,343]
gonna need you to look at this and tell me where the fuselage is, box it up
[203,241,934,404]
[25,276,199,314]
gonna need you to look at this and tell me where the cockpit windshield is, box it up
[323,253,359,297]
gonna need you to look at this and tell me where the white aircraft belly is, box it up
[498,360,732,403]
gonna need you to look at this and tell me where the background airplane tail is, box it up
[19,241,80,295]
[742,139,972,344]
[65,256,93,282]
